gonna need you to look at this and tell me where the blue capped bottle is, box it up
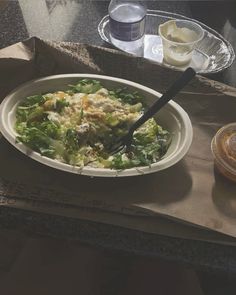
[108,0,147,56]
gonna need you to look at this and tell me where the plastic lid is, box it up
[211,122,236,182]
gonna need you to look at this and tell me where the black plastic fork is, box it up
[109,67,196,154]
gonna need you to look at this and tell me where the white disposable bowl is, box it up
[0,74,192,177]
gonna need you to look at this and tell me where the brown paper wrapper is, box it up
[1,37,236,243]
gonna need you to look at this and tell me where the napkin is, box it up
[0,37,236,242]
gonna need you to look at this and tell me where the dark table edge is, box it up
[0,206,235,275]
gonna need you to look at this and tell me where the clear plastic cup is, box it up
[211,123,236,183]
[158,19,204,66]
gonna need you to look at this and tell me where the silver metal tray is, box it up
[98,10,235,74]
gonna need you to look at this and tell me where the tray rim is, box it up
[98,9,235,74]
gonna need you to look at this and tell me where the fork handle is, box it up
[129,67,196,134]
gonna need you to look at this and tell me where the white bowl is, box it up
[0,74,193,177]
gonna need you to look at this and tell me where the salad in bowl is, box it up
[15,79,171,170]
[0,74,192,177]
